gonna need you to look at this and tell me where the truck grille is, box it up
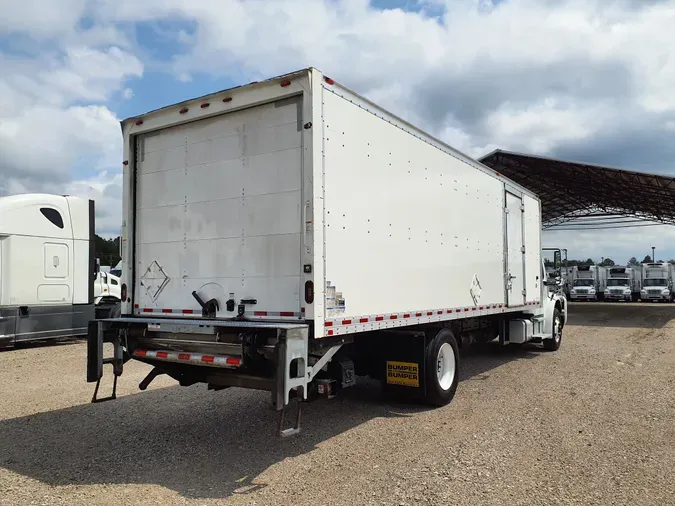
[648,289,661,295]
[576,289,589,294]
[610,289,623,294]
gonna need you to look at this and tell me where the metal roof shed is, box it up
[479,150,675,229]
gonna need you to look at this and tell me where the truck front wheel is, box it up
[543,308,563,351]
[423,329,460,406]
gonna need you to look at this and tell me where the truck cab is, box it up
[640,263,673,302]
[94,270,122,318]
[0,193,96,348]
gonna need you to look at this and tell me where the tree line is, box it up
[95,235,121,267]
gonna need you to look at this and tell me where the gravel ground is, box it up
[1,302,675,506]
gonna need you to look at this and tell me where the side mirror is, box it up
[554,250,562,269]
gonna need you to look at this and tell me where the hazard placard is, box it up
[386,361,420,387]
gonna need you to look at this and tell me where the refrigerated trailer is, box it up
[87,68,567,435]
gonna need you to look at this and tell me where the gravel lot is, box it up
[1,302,675,506]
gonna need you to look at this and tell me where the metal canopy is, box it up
[479,150,675,229]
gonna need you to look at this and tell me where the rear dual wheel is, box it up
[423,329,460,406]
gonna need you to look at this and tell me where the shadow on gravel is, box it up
[0,343,535,500]
[567,302,675,329]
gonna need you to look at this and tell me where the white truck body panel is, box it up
[133,96,304,317]
[120,68,545,339]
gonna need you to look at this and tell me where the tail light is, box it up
[121,283,127,302]
[304,281,314,304]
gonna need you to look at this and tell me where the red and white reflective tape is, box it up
[133,349,242,368]
[323,301,542,336]
[133,304,305,318]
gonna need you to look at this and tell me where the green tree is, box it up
[627,257,639,266]
[642,255,652,263]
[600,258,615,267]
[95,235,121,267]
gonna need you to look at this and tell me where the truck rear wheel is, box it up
[543,308,563,351]
[423,329,459,406]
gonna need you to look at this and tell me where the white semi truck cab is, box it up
[604,266,640,302]
[0,194,97,348]
[641,263,674,302]
[86,68,567,435]
[94,270,122,318]
[569,265,606,301]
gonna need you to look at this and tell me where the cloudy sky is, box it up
[2,0,675,263]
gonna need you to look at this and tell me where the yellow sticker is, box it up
[386,361,420,387]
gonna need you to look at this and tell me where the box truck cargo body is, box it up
[87,68,567,434]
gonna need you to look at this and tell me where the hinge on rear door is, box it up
[522,289,527,296]
[520,205,525,212]
[521,246,526,253]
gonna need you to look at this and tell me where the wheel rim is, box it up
[436,343,456,391]
[553,316,562,343]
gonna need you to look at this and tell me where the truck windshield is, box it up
[644,278,667,287]
[607,279,629,286]
[574,279,595,286]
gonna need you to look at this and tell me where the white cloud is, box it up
[2,0,675,253]
[123,87,134,99]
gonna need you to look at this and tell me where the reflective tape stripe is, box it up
[133,349,242,369]
[324,301,542,330]
[135,308,304,318]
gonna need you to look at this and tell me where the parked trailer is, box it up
[87,68,567,435]
[569,265,606,301]
[640,263,674,302]
[0,194,104,348]
[603,266,640,302]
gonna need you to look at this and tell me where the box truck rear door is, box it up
[133,97,304,318]
[505,191,526,307]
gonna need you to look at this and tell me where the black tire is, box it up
[109,302,122,318]
[423,328,460,406]
[543,308,563,351]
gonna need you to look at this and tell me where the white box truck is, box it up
[603,266,640,302]
[569,265,606,301]
[0,194,99,348]
[87,68,568,435]
[640,262,674,302]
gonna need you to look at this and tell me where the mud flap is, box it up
[379,331,428,402]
